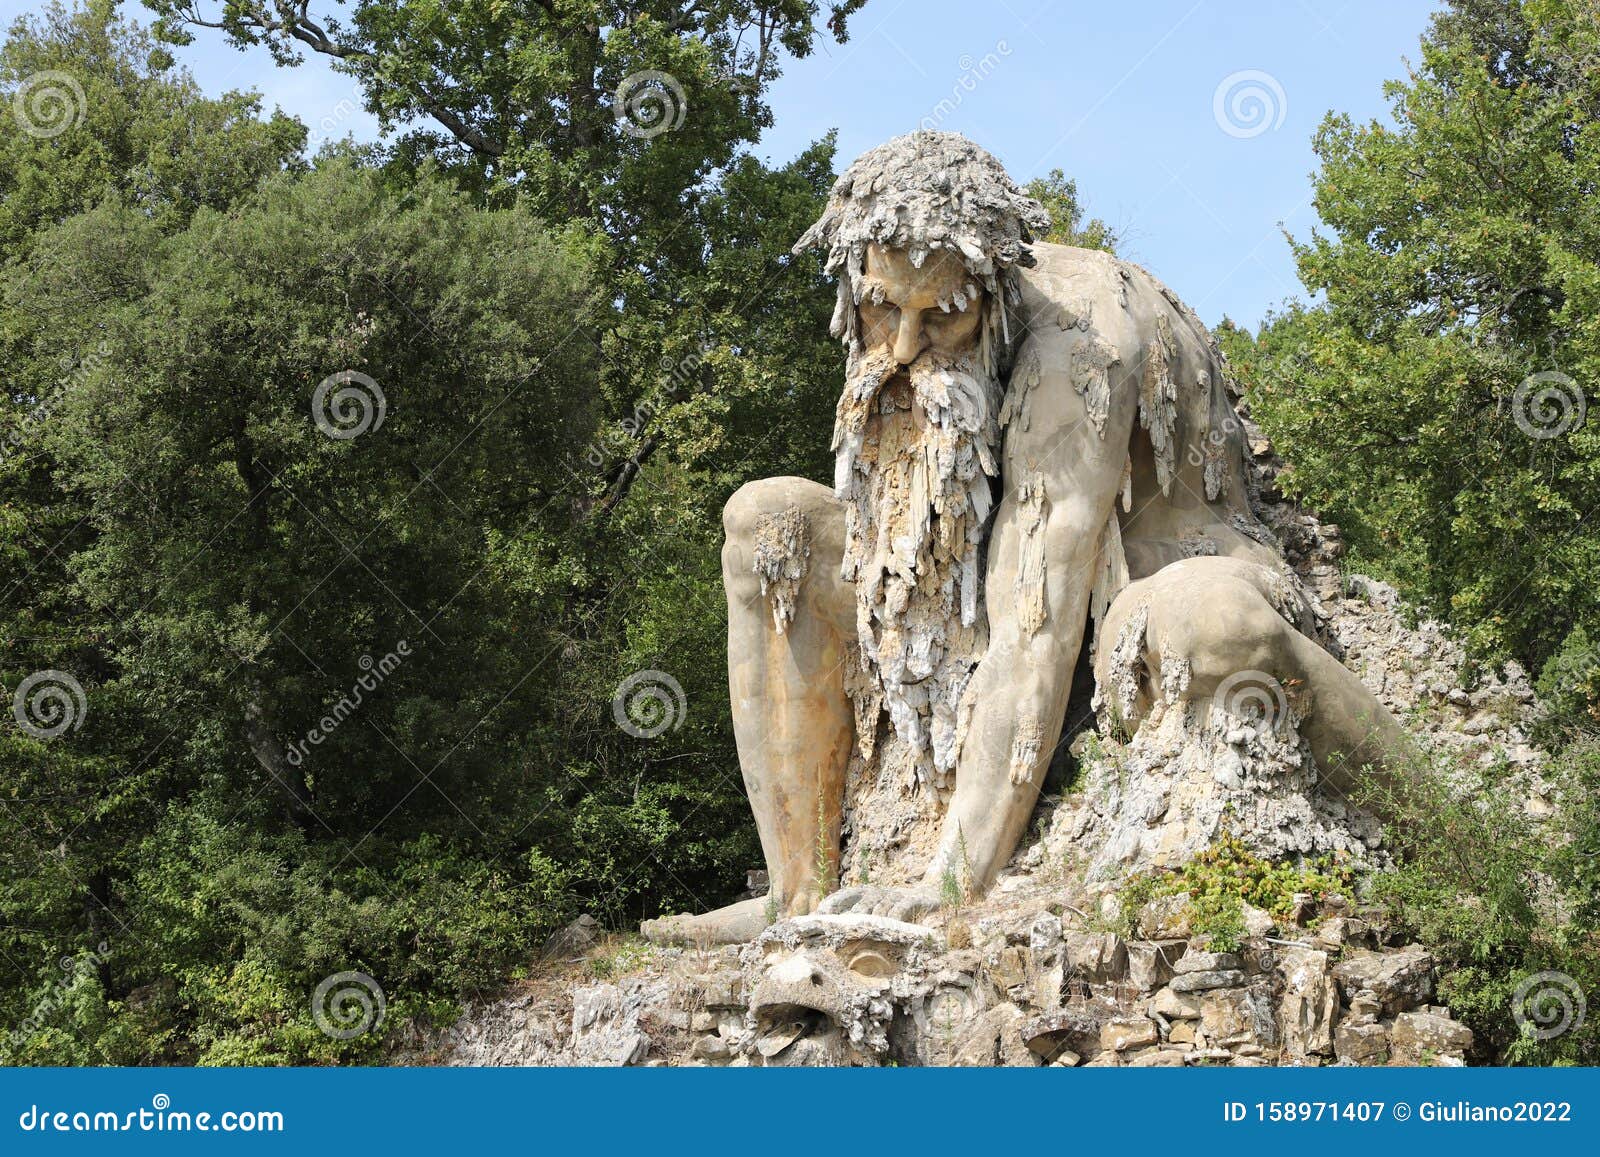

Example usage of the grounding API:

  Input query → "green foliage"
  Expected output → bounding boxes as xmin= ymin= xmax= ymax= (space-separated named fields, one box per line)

xmin=1119 ymin=833 xmax=1357 ymax=953
xmin=1234 ymin=0 xmax=1600 ymax=667
xmin=1021 ymin=169 xmax=1119 ymax=253
xmin=1533 ymin=624 xmax=1600 ymax=744
xmin=1357 ymin=740 xmax=1600 ymax=1065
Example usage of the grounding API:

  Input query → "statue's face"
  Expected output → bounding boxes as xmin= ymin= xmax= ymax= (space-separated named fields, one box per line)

xmin=857 ymin=243 xmax=983 ymax=366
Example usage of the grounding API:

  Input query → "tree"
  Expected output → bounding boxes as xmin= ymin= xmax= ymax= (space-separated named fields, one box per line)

xmin=1235 ymin=0 xmax=1600 ymax=667
xmin=1023 ymin=168 xmax=1119 ymax=253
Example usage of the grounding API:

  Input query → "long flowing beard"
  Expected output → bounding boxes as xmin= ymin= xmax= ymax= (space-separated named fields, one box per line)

xmin=833 ymin=347 xmax=1002 ymax=786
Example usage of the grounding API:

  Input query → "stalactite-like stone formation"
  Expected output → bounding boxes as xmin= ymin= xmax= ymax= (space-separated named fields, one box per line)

xmin=752 ymin=505 xmax=811 ymax=633
xmin=1014 ymin=473 xmax=1050 ymax=641
xmin=1139 ymin=313 xmax=1179 ymax=495
xmin=833 ymin=349 xmax=1002 ymax=788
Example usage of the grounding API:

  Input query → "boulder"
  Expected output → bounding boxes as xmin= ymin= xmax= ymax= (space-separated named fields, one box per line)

xmin=1277 ymin=949 xmax=1337 ymax=1058
xmin=1198 ymin=986 xmax=1277 ymax=1049
xmin=1333 ymin=1021 xmax=1390 ymax=1065
xmin=1127 ymin=940 xmax=1188 ymax=992
xmin=1100 ymin=1017 xmax=1159 ymax=1052
xmin=1063 ymin=931 xmax=1128 ymax=982
xmin=1332 ymin=947 xmax=1433 ymax=1016
xmin=1170 ymin=969 xmax=1246 ymax=993
xmin=1390 ymin=1010 xmax=1473 ymax=1064
xmin=1021 ymin=1008 xmax=1104 ymax=1062
xmin=570 ymin=984 xmax=651 ymax=1066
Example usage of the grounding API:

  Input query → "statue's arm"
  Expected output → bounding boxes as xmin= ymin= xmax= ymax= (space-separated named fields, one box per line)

xmin=922 ymin=339 xmax=1140 ymax=895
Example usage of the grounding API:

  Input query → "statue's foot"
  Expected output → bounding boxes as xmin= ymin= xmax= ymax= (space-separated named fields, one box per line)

xmin=640 ymin=896 xmax=772 ymax=946
xmin=817 ymin=884 xmax=941 ymax=923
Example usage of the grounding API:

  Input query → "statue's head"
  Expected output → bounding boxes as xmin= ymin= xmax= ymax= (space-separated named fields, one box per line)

xmin=795 ymin=131 xmax=1049 ymax=380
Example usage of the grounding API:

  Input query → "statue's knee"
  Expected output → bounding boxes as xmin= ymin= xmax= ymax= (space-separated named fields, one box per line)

xmin=1186 ymin=586 xmax=1293 ymax=676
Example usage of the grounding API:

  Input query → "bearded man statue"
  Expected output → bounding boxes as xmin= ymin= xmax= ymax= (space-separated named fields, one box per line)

xmin=643 ymin=132 xmax=1408 ymax=945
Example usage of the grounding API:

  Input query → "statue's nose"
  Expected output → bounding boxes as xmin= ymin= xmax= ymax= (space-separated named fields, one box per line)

xmin=893 ymin=309 xmax=924 ymax=365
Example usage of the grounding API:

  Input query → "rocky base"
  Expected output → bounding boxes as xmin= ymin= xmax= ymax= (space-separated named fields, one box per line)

xmin=424 ymin=889 xmax=1471 ymax=1068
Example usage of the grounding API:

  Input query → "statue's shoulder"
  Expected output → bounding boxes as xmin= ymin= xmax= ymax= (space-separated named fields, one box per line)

xmin=1017 ymin=243 xmax=1213 ymax=351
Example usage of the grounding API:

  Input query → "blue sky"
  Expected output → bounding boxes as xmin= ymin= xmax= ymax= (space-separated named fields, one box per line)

xmin=5 ymin=0 xmax=1441 ymax=328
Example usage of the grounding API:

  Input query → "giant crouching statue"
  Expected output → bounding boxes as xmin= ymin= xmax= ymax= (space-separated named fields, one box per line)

xmin=643 ymin=132 xmax=1408 ymax=946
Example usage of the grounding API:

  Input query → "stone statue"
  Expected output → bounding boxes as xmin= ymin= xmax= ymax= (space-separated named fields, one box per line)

xmin=642 ymin=132 xmax=1407 ymax=946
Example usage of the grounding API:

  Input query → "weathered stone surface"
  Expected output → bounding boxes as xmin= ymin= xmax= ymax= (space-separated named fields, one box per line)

xmin=1126 ymin=1047 xmax=1187 ymax=1066
xmin=1391 ymin=1011 xmax=1473 ymax=1063
xmin=1127 ymin=940 xmax=1188 ymax=992
xmin=1334 ymin=1021 xmax=1391 ymax=1065
xmin=1333 ymin=947 xmax=1434 ymax=1016
xmin=1064 ymin=931 xmax=1128 ymax=982
xmin=1170 ymin=969 xmax=1247 ymax=993
xmin=1100 ymin=1016 xmax=1159 ymax=1052
xmin=1198 ymin=987 xmax=1276 ymax=1049
xmin=1277 ymin=948 xmax=1337 ymax=1058
xmin=950 ymin=1003 xmax=1039 ymax=1067
xmin=1021 ymin=1008 xmax=1104 ymax=1062
xmin=1149 ymin=986 xmax=1202 ymax=1020
xmin=571 ymin=984 xmax=651 ymax=1066
xmin=1175 ymin=949 xmax=1241 ymax=974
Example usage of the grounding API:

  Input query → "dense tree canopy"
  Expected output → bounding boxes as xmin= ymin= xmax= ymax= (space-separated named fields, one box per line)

xmin=1224 ymin=0 xmax=1600 ymax=680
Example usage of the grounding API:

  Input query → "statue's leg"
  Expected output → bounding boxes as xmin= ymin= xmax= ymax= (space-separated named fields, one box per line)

xmin=642 ymin=477 xmax=853 ymax=945
xmin=1095 ymin=556 xmax=1413 ymax=803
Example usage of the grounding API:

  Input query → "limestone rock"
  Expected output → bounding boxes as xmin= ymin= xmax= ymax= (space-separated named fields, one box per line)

xmin=1332 ymin=947 xmax=1434 ymax=1017
xmin=1277 ymin=948 xmax=1336 ymax=1058
xmin=1390 ymin=1010 xmax=1473 ymax=1064
xmin=1127 ymin=940 xmax=1188 ymax=992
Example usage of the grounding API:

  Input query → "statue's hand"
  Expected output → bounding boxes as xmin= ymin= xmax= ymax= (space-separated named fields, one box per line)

xmin=817 ymin=883 xmax=941 ymax=923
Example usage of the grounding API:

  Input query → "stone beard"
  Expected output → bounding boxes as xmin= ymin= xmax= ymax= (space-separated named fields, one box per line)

xmin=832 ymin=342 xmax=1003 ymax=791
